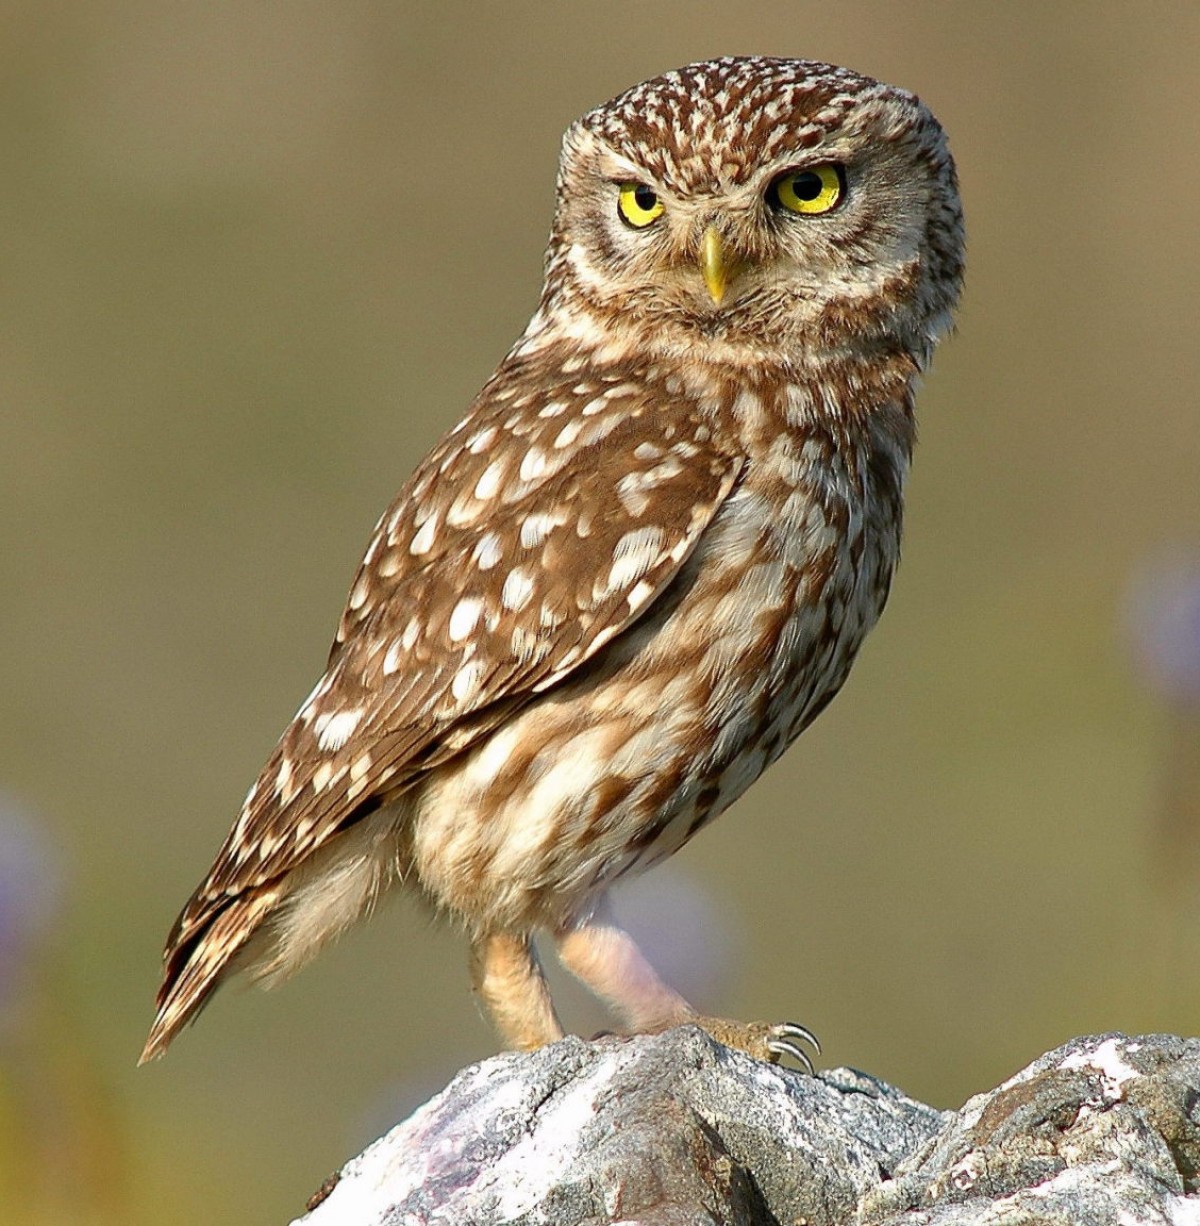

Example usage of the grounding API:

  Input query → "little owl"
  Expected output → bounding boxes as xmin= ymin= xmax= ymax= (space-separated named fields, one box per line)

xmin=141 ymin=56 xmax=964 ymax=1067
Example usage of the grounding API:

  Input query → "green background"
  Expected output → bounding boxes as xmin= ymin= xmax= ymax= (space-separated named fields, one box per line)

xmin=3 ymin=2 xmax=1199 ymax=1221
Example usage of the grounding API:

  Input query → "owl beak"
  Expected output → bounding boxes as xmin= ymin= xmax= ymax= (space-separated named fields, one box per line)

xmin=698 ymin=225 xmax=743 ymax=306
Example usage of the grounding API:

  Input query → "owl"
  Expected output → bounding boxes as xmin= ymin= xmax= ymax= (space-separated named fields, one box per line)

xmin=140 ymin=57 xmax=964 ymax=1068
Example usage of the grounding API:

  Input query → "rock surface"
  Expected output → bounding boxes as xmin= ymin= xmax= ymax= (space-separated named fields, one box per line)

xmin=296 ymin=1029 xmax=1200 ymax=1225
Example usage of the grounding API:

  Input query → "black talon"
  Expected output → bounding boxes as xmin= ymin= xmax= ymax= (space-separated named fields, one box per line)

xmin=765 ymin=1022 xmax=820 ymax=1073
xmin=774 ymin=1021 xmax=821 ymax=1055
xmin=766 ymin=1037 xmax=815 ymax=1075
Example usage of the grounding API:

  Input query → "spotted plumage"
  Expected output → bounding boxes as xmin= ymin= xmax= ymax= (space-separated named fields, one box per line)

xmin=142 ymin=56 xmax=963 ymax=1064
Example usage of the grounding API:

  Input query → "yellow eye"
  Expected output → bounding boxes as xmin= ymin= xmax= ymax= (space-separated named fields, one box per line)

xmin=768 ymin=164 xmax=844 ymax=215
xmin=617 ymin=183 xmax=665 ymax=228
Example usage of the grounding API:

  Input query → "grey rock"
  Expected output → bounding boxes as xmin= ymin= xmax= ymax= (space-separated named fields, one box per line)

xmin=295 ymin=1030 xmax=1200 ymax=1225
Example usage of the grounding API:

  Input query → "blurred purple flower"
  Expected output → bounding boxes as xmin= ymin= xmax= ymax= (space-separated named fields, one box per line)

xmin=0 ymin=794 xmax=62 ymax=1022
xmin=1126 ymin=548 xmax=1200 ymax=708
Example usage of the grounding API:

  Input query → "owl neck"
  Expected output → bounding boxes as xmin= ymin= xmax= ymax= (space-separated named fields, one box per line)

xmin=515 ymin=297 xmax=925 ymax=426
xmin=505 ymin=310 xmax=920 ymax=453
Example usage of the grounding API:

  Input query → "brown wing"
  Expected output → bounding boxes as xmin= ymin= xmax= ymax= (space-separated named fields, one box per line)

xmin=148 ymin=359 xmax=743 ymax=1050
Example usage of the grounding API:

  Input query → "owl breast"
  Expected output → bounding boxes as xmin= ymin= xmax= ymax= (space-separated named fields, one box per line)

xmin=412 ymin=380 xmax=910 ymax=934
xmin=634 ymin=397 xmax=909 ymax=846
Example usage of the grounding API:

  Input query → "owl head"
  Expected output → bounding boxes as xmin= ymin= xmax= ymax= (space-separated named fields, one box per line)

xmin=539 ymin=57 xmax=964 ymax=368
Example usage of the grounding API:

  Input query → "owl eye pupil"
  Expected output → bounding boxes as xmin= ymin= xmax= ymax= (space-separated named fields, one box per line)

xmin=634 ymin=186 xmax=658 ymax=211
xmin=790 ymin=173 xmax=822 ymax=201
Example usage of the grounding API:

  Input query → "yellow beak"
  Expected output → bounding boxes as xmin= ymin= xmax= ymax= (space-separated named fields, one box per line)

xmin=699 ymin=225 xmax=740 ymax=305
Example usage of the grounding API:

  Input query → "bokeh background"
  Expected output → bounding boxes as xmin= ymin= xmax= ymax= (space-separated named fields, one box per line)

xmin=3 ymin=2 xmax=1199 ymax=1221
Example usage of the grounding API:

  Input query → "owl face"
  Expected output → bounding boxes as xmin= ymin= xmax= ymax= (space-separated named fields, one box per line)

xmin=542 ymin=57 xmax=963 ymax=364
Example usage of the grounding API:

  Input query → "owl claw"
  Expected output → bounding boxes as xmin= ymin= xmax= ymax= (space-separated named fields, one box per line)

xmin=688 ymin=1015 xmax=821 ymax=1073
xmin=765 ymin=1027 xmax=819 ymax=1075
xmin=772 ymin=1020 xmax=821 ymax=1055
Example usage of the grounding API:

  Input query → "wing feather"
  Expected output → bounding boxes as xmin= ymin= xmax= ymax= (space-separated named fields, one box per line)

xmin=162 ymin=372 xmax=743 ymax=964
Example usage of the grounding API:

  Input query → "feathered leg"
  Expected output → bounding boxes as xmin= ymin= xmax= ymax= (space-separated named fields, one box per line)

xmin=470 ymin=931 xmax=563 ymax=1051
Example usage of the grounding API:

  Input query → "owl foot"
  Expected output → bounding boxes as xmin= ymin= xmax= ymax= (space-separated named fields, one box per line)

xmin=690 ymin=1016 xmax=821 ymax=1073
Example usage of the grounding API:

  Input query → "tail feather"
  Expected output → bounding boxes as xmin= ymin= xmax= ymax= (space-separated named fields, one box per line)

xmin=139 ymin=887 xmax=280 ymax=1064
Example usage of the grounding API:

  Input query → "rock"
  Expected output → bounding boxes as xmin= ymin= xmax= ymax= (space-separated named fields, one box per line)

xmin=295 ymin=1030 xmax=1200 ymax=1225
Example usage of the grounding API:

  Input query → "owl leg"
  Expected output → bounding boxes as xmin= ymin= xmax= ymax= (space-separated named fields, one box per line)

xmin=554 ymin=894 xmax=693 ymax=1032
xmin=470 ymin=931 xmax=564 ymax=1051
xmin=555 ymin=896 xmax=819 ymax=1072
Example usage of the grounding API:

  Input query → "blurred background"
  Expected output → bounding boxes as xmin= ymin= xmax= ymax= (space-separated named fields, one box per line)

xmin=2 ymin=1 xmax=1199 ymax=1221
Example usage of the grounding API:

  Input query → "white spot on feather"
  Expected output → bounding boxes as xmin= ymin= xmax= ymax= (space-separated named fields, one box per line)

xmin=731 ymin=388 xmax=763 ymax=424
xmin=616 ymin=485 xmax=649 ymax=517
xmin=510 ymin=625 xmax=544 ymax=664
xmin=627 ymin=579 xmax=656 ymax=612
xmin=446 ymin=492 xmax=482 ymax=528
xmin=648 ymin=455 xmax=683 ymax=483
xmin=383 ymin=639 xmax=405 ymax=675
xmin=410 ymin=516 xmax=438 ymax=556
xmin=606 ymin=526 xmax=664 ymax=592
xmin=449 ymin=598 xmax=483 ymax=642
xmin=520 ymin=513 xmax=556 ymax=549
xmin=520 ymin=448 xmax=547 ymax=482
xmin=502 ymin=568 xmax=534 ymax=611
xmin=467 ymin=426 xmax=497 ymax=454
xmin=348 ymin=577 xmax=371 ymax=611
xmin=473 ymin=533 xmax=503 ymax=570
xmin=451 ymin=659 xmax=485 ymax=703
xmin=475 ymin=460 xmax=505 ymax=501
xmin=554 ymin=419 xmax=583 ymax=449
xmin=316 ymin=708 xmax=362 ymax=751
